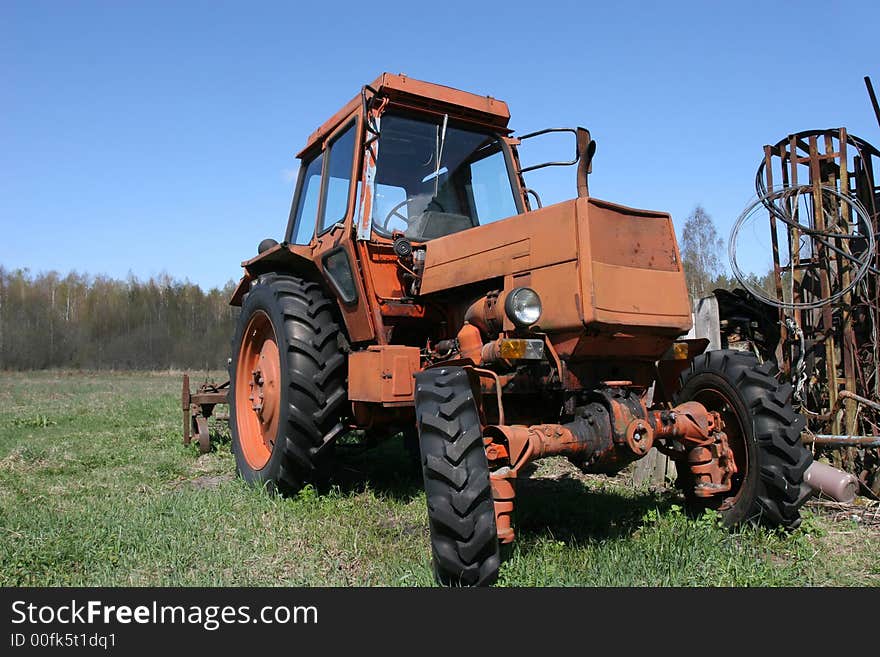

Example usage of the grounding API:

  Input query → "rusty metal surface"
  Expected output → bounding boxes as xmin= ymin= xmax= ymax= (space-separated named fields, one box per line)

xmin=489 ymin=475 xmax=516 ymax=544
xmin=456 ymin=323 xmax=483 ymax=364
xmin=624 ymin=418 xmax=654 ymax=456
xmin=481 ymin=393 xmax=730 ymax=482
xmin=347 ymin=345 xmax=420 ymax=404
xmin=182 ymin=376 xmax=228 ymax=454
xmin=650 ymin=403 xmax=736 ymax=497
xmin=804 ymin=434 xmax=880 ymax=447
xmin=584 ymin=199 xmax=690 ymax=331
xmin=481 ymin=391 xmax=737 ymax=542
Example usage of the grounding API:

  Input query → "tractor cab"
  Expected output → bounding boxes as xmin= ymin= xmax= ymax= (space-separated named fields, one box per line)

xmin=368 ymin=111 xmax=522 ymax=241
xmin=284 ymin=73 xmax=531 ymax=250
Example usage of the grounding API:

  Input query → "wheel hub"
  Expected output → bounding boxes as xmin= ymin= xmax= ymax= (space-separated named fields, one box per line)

xmin=235 ymin=310 xmax=281 ymax=470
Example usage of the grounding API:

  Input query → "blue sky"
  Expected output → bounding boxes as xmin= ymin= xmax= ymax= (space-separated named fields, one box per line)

xmin=2 ymin=0 xmax=878 ymax=290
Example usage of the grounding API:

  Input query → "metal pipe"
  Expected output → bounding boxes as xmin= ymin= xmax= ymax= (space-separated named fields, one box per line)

xmin=468 ymin=366 xmax=505 ymax=426
xmin=823 ymin=389 xmax=880 ymax=423
xmin=456 ymin=323 xmax=484 ymax=364
xmin=483 ymin=402 xmax=614 ymax=473
xmin=803 ymin=461 xmax=859 ymax=504
xmin=838 ymin=389 xmax=880 ymax=413
xmin=866 ymin=76 xmax=880 ymax=130
xmin=803 ymin=434 xmax=880 ymax=447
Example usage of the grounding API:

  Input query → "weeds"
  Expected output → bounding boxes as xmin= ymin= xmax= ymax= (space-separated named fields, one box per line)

xmin=8 ymin=415 xmax=57 ymax=428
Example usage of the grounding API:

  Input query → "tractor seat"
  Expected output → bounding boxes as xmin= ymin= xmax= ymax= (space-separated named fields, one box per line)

xmin=405 ymin=210 xmax=473 ymax=240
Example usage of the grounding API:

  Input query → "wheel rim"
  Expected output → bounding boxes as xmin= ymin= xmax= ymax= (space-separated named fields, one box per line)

xmin=235 ymin=310 xmax=281 ymax=470
xmin=691 ymin=386 xmax=749 ymax=511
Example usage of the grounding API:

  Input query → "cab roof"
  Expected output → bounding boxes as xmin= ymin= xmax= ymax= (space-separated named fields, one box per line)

xmin=296 ymin=73 xmax=511 ymax=158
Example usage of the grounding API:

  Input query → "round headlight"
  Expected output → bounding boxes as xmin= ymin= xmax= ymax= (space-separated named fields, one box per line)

xmin=505 ymin=287 xmax=542 ymax=327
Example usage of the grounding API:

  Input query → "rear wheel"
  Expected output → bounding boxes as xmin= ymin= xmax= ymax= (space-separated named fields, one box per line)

xmin=674 ymin=350 xmax=812 ymax=528
xmin=229 ymin=273 xmax=348 ymax=494
xmin=414 ymin=367 xmax=500 ymax=586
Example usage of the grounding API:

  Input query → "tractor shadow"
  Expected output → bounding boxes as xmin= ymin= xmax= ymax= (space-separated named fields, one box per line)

xmin=326 ymin=435 xmax=425 ymax=502
xmin=513 ymin=473 xmax=680 ymax=544
xmin=329 ymin=437 xmax=680 ymax=543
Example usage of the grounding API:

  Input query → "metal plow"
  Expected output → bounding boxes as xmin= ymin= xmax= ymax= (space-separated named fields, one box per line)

xmin=182 ymin=374 xmax=229 ymax=453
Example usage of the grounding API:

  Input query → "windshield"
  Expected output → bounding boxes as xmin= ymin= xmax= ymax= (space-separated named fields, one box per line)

xmin=371 ymin=112 xmax=520 ymax=240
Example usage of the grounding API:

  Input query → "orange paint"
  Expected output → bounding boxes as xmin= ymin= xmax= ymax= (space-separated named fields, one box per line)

xmin=234 ymin=310 xmax=280 ymax=470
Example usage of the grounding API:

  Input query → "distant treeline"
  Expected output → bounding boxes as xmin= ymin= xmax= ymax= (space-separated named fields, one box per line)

xmin=0 ymin=258 xmax=771 ymax=372
xmin=0 ymin=267 xmax=239 ymax=370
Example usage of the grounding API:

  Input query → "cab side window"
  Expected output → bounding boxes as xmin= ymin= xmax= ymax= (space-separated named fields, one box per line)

xmin=468 ymin=147 xmax=518 ymax=226
xmin=290 ymin=151 xmax=324 ymax=245
xmin=320 ymin=122 xmax=357 ymax=232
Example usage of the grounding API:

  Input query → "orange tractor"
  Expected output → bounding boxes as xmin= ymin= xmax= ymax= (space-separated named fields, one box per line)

xmin=215 ymin=74 xmax=814 ymax=585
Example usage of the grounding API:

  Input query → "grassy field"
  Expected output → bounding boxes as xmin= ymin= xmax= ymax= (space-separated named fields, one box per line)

xmin=0 ymin=370 xmax=877 ymax=586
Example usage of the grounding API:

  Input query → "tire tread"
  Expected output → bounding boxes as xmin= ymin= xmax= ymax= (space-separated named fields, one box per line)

xmin=415 ymin=367 xmax=499 ymax=586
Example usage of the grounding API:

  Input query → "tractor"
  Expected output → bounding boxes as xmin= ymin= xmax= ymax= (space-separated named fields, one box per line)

xmin=223 ymin=73 xmax=814 ymax=586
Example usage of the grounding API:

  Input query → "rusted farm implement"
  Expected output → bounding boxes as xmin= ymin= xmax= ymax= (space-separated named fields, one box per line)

xmin=181 ymin=375 xmax=228 ymax=454
xmin=708 ymin=76 xmax=880 ymax=497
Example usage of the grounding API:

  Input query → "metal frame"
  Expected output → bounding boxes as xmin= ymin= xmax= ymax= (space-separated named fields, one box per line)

xmin=759 ymin=128 xmax=880 ymax=476
xmin=182 ymin=374 xmax=228 ymax=454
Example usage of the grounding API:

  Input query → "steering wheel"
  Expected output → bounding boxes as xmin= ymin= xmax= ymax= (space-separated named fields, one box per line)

xmin=381 ymin=199 xmax=414 ymax=232
xmin=381 ymin=197 xmax=446 ymax=232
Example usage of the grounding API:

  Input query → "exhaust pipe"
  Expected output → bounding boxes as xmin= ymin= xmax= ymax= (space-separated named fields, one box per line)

xmin=803 ymin=461 xmax=859 ymax=504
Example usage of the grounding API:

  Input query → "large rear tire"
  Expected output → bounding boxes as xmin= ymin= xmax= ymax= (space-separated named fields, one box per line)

xmin=674 ymin=350 xmax=812 ymax=528
xmin=414 ymin=367 xmax=500 ymax=586
xmin=229 ymin=273 xmax=348 ymax=495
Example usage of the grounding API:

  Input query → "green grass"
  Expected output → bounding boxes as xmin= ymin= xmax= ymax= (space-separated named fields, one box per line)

xmin=0 ymin=370 xmax=877 ymax=586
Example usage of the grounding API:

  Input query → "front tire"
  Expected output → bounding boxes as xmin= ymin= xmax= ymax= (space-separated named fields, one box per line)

xmin=674 ymin=350 xmax=812 ymax=528
xmin=414 ymin=367 xmax=500 ymax=586
xmin=229 ymin=273 xmax=348 ymax=494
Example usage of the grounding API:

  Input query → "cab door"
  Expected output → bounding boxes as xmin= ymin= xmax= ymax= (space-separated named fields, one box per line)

xmin=288 ymin=115 xmax=374 ymax=343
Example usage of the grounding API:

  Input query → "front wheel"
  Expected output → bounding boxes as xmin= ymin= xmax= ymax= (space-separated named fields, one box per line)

xmin=414 ymin=367 xmax=500 ymax=586
xmin=673 ymin=350 xmax=813 ymax=528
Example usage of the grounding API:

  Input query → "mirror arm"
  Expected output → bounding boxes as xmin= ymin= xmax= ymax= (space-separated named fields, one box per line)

xmin=517 ymin=127 xmax=579 ymax=172
xmin=525 ymin=188 xmax=543 ymax=210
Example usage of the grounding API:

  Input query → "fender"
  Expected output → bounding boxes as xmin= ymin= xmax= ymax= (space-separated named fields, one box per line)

xmin=229 ymin=242 xmax=320 ymax=307
xmin=229 ymin=241 xmax=376 ymax=344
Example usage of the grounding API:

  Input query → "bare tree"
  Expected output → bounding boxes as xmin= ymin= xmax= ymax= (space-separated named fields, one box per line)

xmin=0 ymin=268 xmax=239 ymax=370
xmin=680 ymin=205 xmax=724 ymax=299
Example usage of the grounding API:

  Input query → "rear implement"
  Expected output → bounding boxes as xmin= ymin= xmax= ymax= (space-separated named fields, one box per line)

xmin=182 ymin=375 xmax=228 ymax=454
